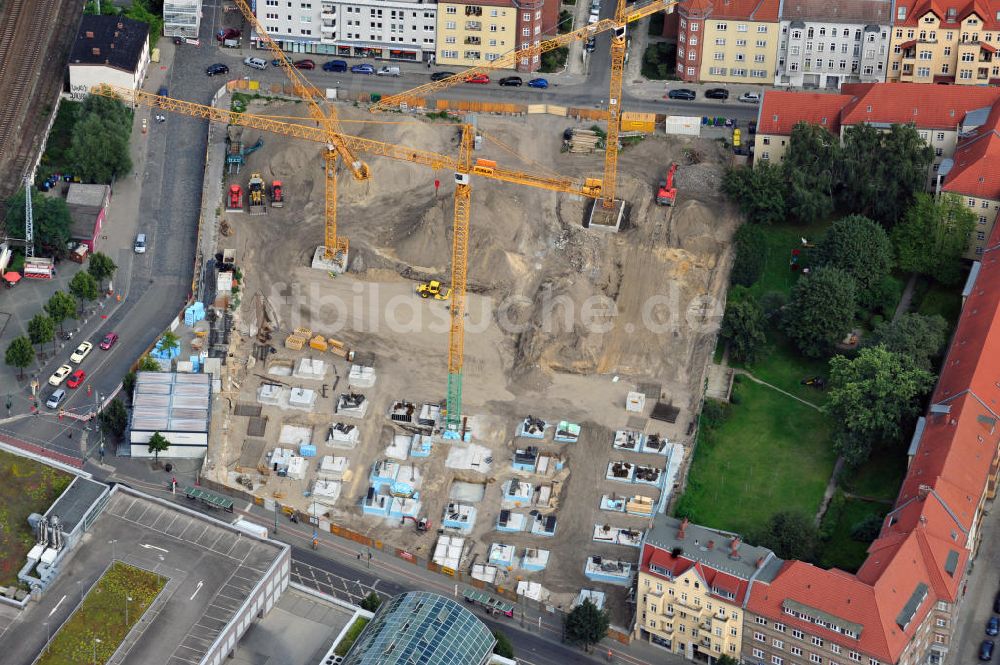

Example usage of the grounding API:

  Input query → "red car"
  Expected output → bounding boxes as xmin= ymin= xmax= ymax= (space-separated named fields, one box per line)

xmin=67 ymin=369 xmax=86 ymax=389
xmin=216 ymin=28 xmax=241 ymax=41
xmin=293 ymin=59 xmax=316 ymax=70
xmin=464 ymin=73 xmax=490 ymax=84
xmin=99 ymin=332 xmax=118 ymax=350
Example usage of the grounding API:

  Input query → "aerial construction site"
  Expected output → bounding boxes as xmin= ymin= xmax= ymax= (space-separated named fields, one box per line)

xmin=109 ymin=0 xmax=739 ymax=624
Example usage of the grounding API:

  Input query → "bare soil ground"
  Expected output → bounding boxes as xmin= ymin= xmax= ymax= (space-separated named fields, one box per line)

xmin=205 ymin=101 xmax=739 ymax=615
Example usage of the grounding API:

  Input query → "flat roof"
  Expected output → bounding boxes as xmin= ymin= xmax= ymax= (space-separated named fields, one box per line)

xmin=65 ymin=183 xmax=109 ymax=209
xmin=0 ymin=487 xmax=288 ymax=665
xmin=132 ymin=371 xmax=211 ymax=432
xmin=45 ymin=475 xmax=108 ymax=533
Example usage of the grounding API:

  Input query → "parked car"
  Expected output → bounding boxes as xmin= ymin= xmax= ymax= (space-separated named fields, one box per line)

xmin=738 ymin=92 xmax=761 ymax=103
xmin=244 ymin=57 xmax=268 ymax=70
xmin=134 ymin=233 xmax=146 ymax=254
xmin=293 ymin=59 xmax=316 ymax=70
xmin=705 ymin=87 xmax=729 ymax=100
xmin=667 ymin=88 xmax=696 ymax=100
xmin=982 ymin=640 xmax=996 ymax=661
xmin=351 ymin=63 xmax=375 ymax=74
xmin=205 ymin=63 xmax=229 ymax=76
xmin=100 ymin=332 xmax=119 ymax=350
xmin=67 ymin=369 xmax=86 ymax=389
xmin=988 ymin=617 xmax=1000 ymax=637
xmin=48 ymin=364 xmax=73 ymax=386
xmin=157 ymin=85 xmax=168 ymax=97
xmin=527 ymin=78 xmax=549 ymax=88
xmin=584 ymin=37 xmax=597 ymax=52
xmin=377 ymin=66 xmax=401 ymax=76
xmin=465 ymin=73 xmax=490 ymax=84
xmin=46 ymin=389 xmax=66 ymax=409
xmin=431 ymin=71 xmax=457 ymax=81
xmin=499 ymin=76 xmax=523 ymax=87
xmin=70 ymin=341 xmax=93 ymax=364
xmin=216 ymin=28 xmax=241 ymax=41
xmin=323 ymin=59 xmax=349 ymax=72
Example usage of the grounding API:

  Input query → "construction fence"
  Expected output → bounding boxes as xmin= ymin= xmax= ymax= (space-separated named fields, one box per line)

xmin=196 ymin=475 xmax=635 ymax=643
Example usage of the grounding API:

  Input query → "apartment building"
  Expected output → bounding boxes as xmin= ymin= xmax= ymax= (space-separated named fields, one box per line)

xmin=675 ymin=0 xmax=782 ymax=84
xmin=753 ymin=92 xmax=853 ymax=161
xmin=775 ymin=0 xmax=894 ymax=89
xmin=635 ymin=516 xmax=783 ymax=662
xmin=254 ymin=0 xmax=437 ymax=61
xmin=435 ymin=0 xmax=556 ymax=71
xmin=68 ymin=15 xmax=151 ymax=99
xmin=940 ymin=104 xmax=1000 ymax=257
xmin=887 ymin=0 xmax=1000 ymax=84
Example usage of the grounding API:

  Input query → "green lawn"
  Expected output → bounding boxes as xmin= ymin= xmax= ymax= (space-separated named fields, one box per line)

xmin=818 ymin=498 xmax=887 ymax=573
xmin=917 ymin=281 xmax=962 ymax=328
xmin=745 ymin=220 xmax=831 ymax=301
xmin=335 ymin=617 xmax=371 ymax=656
xmin=0 ymin=451 xmax=72 ymax=586
xmin=735 ymin=328 xmax=831 ymax=404
xmin=38 ymin=562 xmax=165 ymax=665
xmin=37 ymin=100 xmax=81 ymax=184
xmin=679 ymin=381 xmax=837 ymax=536
xmin=842 ymin=446 xmax=907 ymax=502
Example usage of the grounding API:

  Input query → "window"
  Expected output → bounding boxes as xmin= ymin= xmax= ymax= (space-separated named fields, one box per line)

xmin=445 ymin=21 xmax=455 ymax=29
xmin=812 ymin=637 xmax=824 ymax=647
xmin=960 ymin=69 xmax=973 ymax=79
xmin=715 ymin=22 xmax=725 ymax=31
xmin=708 ymin=66 xmax=726 ymax=74
xmin=849 ymin=653 xmax=862 ymax=662
xmin=713 ymin=51 xmax=724 ymax=60
xmin=811 ymin=656 xmax=823 ymax=664
xmin=970 ymin=198 xmax=978 ymax=206
xmin=731 ymin=628 xmax=739 ymax=636
xmin=522 ymin=12 xmax=530 ymax=20
xmin=775 ymin=624 xmax=786 ymax=633
xmin=756 ymin=39 xmax=767 ymax=47
xmin=982 ymin=215 xmax=992 ymax=225
xmin=755 ymin=650 xmax=766 ymax=659
xmin=716 ymin=38 xmax=726 ymax=45
xmin=690 ymin=22 xmax=699 ymax=31
xmin=917 ymin=66 xmax=930 ymax=76
xmin=832 ymin=645 xmax=842 ymax=655
xmin=762 ymin=136 xmax=770 ymax=145
xmin=731 ymin=67 xmax=748 ymax=76
xmin=791 ymin=647 xmax=803 ymax=656
xmin=984 ymin=200 xmax=992 ymax=208
xmin=774 ymin=640 xmax=784 ymax=650
xmin=754 ymin=53 xmax=765 ymax=62
xmin=446 ymin=5 xmax=456 ymax=13
xmin=944 ymin=46 xmax=952 ymax=55
xmin=758 ymin=24 xmax=768 ymax=32
xmin=962 ymin=52 xmax=975 ymax=61
xmin=690 ymin=37 xmax=698 ymax=45
xmin=755 ymin=632 xmax=767 ymax=642
xmin=760 ymin=152 xmax=770 ymax=160
xmin=445 ymin=35 xmax=456 ymax=43
xmin=736 ymin=39 xmax=747 ymax=46
xmin=919 ymin=50 xmax=932 ymax=59
xmin=738 ymin=23 xmax=748 ymax=31
xmin=773 ymin=658 xmax=784 ymax=665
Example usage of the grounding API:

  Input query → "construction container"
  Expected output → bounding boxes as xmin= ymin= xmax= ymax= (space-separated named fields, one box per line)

xmin=621 ymin=112 xmax=655 ymax=133
xmin=664 ymin=115 xmax=701 ymax=137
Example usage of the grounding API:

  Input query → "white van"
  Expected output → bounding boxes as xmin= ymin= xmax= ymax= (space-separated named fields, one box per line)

xmin=244 ymin=56 xmax=268 ymax=70
xmin=377 ymin=66 xmax=401 ymax=77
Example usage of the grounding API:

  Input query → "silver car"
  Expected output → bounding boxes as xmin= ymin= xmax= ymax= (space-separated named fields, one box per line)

xmin=46 ymin=389 xmax=66 ymax=409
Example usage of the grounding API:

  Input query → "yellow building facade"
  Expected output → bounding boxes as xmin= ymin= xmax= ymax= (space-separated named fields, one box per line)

xmin=435 ymin=1 xmax=516 ymax=69
xmin=888 ymin=8 xmax=1000 ymax=84
xmin=698 ymin=18 xmax=782 ymax=84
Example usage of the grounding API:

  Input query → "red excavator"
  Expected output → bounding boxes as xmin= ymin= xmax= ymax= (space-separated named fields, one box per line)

xmin=656 ymin=163 xmax=678 ymax=206
xmin=227 ymin=184 xmax=243 ymax=211
xmin=270 ymin=180 xmax=284 ymax=207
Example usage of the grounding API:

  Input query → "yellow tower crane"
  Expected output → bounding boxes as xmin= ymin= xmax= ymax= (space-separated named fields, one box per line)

xmin=369 ymin=0 xmax=677 ymax=209
xmin=231 ymin=0 xmax=370 ymax=265
xmin=95 ymin=85 xmax=601 ymax=430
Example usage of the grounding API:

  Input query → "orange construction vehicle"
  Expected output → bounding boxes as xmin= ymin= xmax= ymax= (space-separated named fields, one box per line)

xmin=270 ymin=180 xmax=284 ymax=207
xmin=656 ymin=163 xmax=678 ymax=206
xmin=227 ymin=184 xmax=243 ymax=211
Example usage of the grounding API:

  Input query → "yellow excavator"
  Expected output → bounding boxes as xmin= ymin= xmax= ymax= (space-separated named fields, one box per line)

xmin=417 ymin=280 xmax=452 ymax=300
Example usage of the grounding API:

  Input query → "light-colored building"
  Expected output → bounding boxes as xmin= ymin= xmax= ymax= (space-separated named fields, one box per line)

xmin=436 ymin=0 xmax=518 ymax=68
xmin=753 ymin=91 xmax=852 ymax=162
xmin=675 ymin=0 xmax=781 ymax=84
xmin=941 ymin=104 xmax=1000 ymax=257
xmin=635 ymin=516 xmax=782 ymax=662
xmin=775 ymin=0 xmax=894 ymax=89
xmin=68 ymin=15 xmax=150 ymax=99
xmin=887 ymin=0 xmax=1000 ymax=85
xmin=163 ymin=0 xmax=202 ymax=39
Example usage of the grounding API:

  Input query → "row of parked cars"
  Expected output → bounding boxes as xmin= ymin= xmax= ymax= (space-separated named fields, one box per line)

xmin=667 ymin=87 xmax=761 ymax=103
xmin=44 ymin=333 xmax=119 ymax=409
xmin=430 ymin=71 xmax=549 ymax=87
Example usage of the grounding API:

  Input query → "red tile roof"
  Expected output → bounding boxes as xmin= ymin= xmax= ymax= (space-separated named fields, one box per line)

xmin=840 ymin=83 xmax=1000 ymax=129
xmin=641 ymin=546 xmax=753 ymax=604
xmin=757 ymin=91 xmax=853 ymax=136
xmin=943 ymin=103 xmax=1000 ymax=200
xmin=680 ymin=0 xmax=781 ymax=21
xmin=894 ymin=0 xmax=1000 ymax=30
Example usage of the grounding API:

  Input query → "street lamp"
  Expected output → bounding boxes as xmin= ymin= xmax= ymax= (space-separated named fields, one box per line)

xmin=43 ymin=621 xmax=49 ymax=653
xmin=125 ymin=595 xmax=132 ymax=626
xmin=92 ymin=637 xmax=101 ymax=664
xmin=109 ymin=539 xmax=117 ymax=561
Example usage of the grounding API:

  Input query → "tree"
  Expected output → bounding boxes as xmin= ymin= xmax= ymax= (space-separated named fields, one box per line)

xmin=730 ymin=224 xmax=767 ymax=287
xmin=893 ymin=193 xmax=976 ymax=285
xmin=721 ymin=294 xmax=767 ymax=363
xmin=122 ymin=371 xmax=137 ymax=399
xmin=850 ymin=514 xmax=885 ymax=542
xmin=45 ymin=291 xmax=77 ymax=334
xmin=814 ymin=215 xmax=894 ymax=307
xmin=722 ymin=162 xmax=787 ymax=226
xmin=564 ymin=599 xmax=610 ymax=651
xmin=147 ymin=431 xmax=171 ymax=463
xmin=69 ymin=270 xmax=100 ymax=309
xmin=759 ymin=291 xmax=787 ymax=320
xmin=782 ymin=267 xmax=857 ymax=358
xmin=828 ymin=346 xmax=934 ymax=466
xmin=69 ymin=107 xmax=132 ymax=184
xmin=868 ymin=313 xmax=948 ymax=371
xmin=99 ymin=398 xmax=129 ymax=440
xmin=27 ymin=313 xmax=55 ymax=354
xmin=838 ymin=124 xmax=934 ymax=228
xmin=137 ymin=355 xmax=161 ymax=371
xmin=360 ymin=592 xmax=382 ymax=612
xmin=716 ymin=656 xmax=741 ymax=665
xmin=783 ymin=122 xmax=838 ymax=223
xmin=88 ymin=251 xmax=118 ymax=288
xmin=492 ymin=629 xmax=515 ymax=659
xmin=5 ymin=336 xmax=34 ymax=379
xmin=4 ymin=188 xmax=73 ymax=257
xmin=158 ymin=331 xmax=180 ymax=357
xmin=750 ymin=511 xmax=818 ymax=561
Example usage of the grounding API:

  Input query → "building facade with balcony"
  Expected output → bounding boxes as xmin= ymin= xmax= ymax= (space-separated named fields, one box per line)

xmin=775 ymin=0 xmax=894 ymax=89
xmin=635 ymin=516 xmax=783 ymax=662
xmin=675 ymin=0 xmax=782 ymax=84
xmin=435 ymin=0 xmax=557 ymax=71
xmin=254 ymin=0 xmax=436 ymax=60
xmin=887 ymin=0 xmax=1000 ymax=84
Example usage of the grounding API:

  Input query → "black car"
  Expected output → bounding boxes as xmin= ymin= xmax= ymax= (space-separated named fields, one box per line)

xmin=982 ymin=640 xmax=996 ymax=661
xmin=988 ymin=617 xmax=1000 ymax=637
xmin=431 ymin=71 xmax=457 ymax=81
xmin=667 ymin=88 xmax=696 ymax=100
xmin=705 ymin=87 xmax=729 ymax=100
xmin=584 ymin=37 xmax=597 ymax=52
xmin=205 ymin=63 xmax=229 ymax=76
xmin=499 ymin=76 xmax=523 ymax=87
